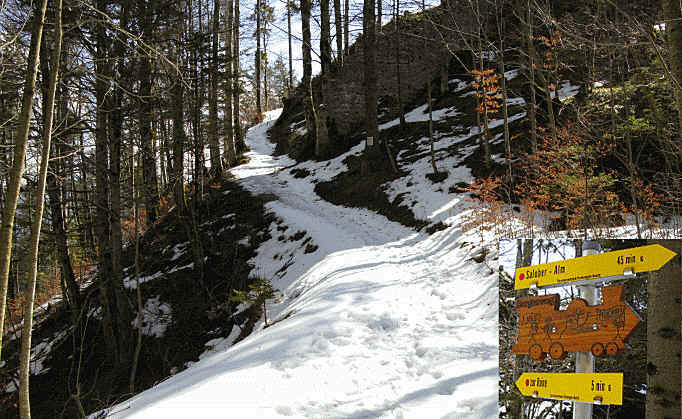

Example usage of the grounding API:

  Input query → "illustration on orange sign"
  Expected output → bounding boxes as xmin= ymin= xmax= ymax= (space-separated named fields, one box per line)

xmin=512 ymin=285 xmax=641 ymax=361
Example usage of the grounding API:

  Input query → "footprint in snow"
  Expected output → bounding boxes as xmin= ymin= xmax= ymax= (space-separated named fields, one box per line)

xmin=275 ymin=406 xmax=293 ymax=416
xmin=446 ymin=312 xmax=465 ymax=321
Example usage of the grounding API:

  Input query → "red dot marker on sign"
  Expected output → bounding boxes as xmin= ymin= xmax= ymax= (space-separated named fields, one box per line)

xmin=520 ymin=273 xmax=525 ymax=281
xmin=525 ymin=379 xmax=529 ymax=386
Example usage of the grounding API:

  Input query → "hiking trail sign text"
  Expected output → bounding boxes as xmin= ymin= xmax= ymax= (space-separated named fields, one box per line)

xmin=512 ymin=285 xmax=641 ymax=361
xmin=514 ymin=244 xmax=677 ymax=290
xmin=515 ymin=372 xmax=623 ymax=405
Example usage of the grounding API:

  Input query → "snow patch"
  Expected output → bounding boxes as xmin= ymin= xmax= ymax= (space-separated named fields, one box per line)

xmin=132 ymin=296 xmax=172 ymax=338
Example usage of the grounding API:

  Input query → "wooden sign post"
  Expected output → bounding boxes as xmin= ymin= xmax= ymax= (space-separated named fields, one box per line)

xmin=511 ymin=242 xmax=678 ymax=418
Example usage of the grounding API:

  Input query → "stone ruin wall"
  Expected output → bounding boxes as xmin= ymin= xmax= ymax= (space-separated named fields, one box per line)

xmin=311 ymin=3 xmax=478 ymax=137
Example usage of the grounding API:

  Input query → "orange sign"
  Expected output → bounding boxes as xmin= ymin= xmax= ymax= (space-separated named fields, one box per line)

xmin=512 ymin=285 xmax=641 ymax=361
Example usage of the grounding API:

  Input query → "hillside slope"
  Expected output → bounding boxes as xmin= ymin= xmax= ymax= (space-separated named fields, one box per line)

xmin=92 ymin=111 xmax=499 ymax=418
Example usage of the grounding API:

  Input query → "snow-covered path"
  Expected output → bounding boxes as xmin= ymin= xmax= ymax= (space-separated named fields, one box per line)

xmin=231 ymin=114 xmax=413 ymax=250
xmin=96 ymin=110 xmax=499 ymax=419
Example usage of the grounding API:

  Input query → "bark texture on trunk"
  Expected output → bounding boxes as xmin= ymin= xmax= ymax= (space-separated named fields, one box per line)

xmin=224 ymin=0 xmax=236 ymax=166
xmin=362 ymin=0 xmax=380 ymax=173
xmin=662 ymin=0 xmax=682 ymax=129
xmin=646 ymin=240 xmax=681 ymax=418
xmin=301 ymin=0 xmax=317 ymax=148
xmin=0 ymin=0 xmax=49 ymax=362
xmin=140 ymin=0 xmax=159 ymax=224
xmin=334 ymin=0 xmax=343 ymax=66
xmin=172 ymin=0 xmax=186 ymax=215
xmin=255 ymin=0 xmax=262 ymax=115
xmin=344 ymin=0 xmax=349 ymax=54
xmin=208 ymin=0 xmax=222 ymax=175
xmin=19 ymin=1 xmax=60 ymax=415
xmin=233 ymin=0 xmax=243 ymax=152
xmin=320 ymin=0 xmax=332 ymax=73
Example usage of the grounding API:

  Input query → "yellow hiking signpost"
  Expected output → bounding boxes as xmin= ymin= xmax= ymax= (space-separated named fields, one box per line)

xmin=511 ymin=242 xmax=679 ymax=415
xmin=514 ymin=244 xmax=678 ymax=290
xmin=515 ymin=372 xmax=623 ymax=405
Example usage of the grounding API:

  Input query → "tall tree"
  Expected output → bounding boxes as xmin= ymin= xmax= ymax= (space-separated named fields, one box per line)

xmin=172 ymin=0 xmax=187 ymax=215
xmin=233 ymin=0 xmax=243 ymax=151
xmin=394 ymin=0 xmax=404 ymax=127
xmin=377 ymin=0 xmax=382 ymax=30
xmin=287 ymin=1 xmax=294 ymax=92
xmin=0 ymin=0 xmax=49 ymax=362
xmin=110 ymin=1 xmax=132 ymax=357
xmin=260 ymin=2 xmax=274 ymax=110
xmin=301 ymin=0 xmax=317 ymax=147
xmin=662 ymin=0 xmax=682 ymax=127
xmin=208 ymin=0 xmax=222 ymax=175
xmin=19 ymin=0 xmax=61 ymax=415
xmin=320 ymin=0 xmax=332 ymax=73
xmin=224 ymin=0 xmax=236 ymax=166
xmin=334 ymin=0 xmax=343 ymax=66
xmin=44 ymin=55 xmax=80 ymax=318
xmin=362 ymin=0 xmax=380 ymax=173
xmin=344 ymin=0 xmax=349 ymax=54
xmin=140 ymin=0 xmax=159 ymax=224
xmin=94 ymin=0 xmax=129 ymax=372
xmin=646 ymin=240 xmax=681 ymax=418
xmin=255 ymin=0 xmax=262 ymax=115
xmin=422 ymin=0 xmax=438 ymax=175
xmin=474 ymin=0 xmax=491 ymax=169
xmin=495 ymin=0 xmax=511 ymax=185
xmin=40 ymin=2 xmax=79 ymax=318
xmin=190 ymin=0 xmax=204 ymax=193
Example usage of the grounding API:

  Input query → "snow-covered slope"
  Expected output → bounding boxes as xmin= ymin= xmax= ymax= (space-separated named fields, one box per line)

xmin=93 ymin=109 xmax=499 ymax=418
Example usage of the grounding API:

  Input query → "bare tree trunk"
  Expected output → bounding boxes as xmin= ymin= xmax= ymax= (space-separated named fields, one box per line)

xmin=233 ymin=0 xmax=243 ymax=152
xmin=477 ymin=0 xmax=491 ymax=170
xmin=19 ymin=1 xmax=61 ymax=415
xmin=515 ymin=0 xmax=537 ymax=153
xmin=394 ymin=0 xmax=405 ymax=127
xmin=42 ymin=17 xmax=79 ymax=317
xmin=208 ymin=0 xmax=222 ymax=175
xmin=344 ymin=0 xmax=349 ymax=54
xmin=301 ymin=0 xmax=317 ymax=148
xmin=624 ymin=123 xmax=642 ymax=239
xmin=334 ymin=0 xmax=343 ymax=66
xmin=158 ymin=119 xmax=168 ymax=190
xmin=94 ymin=0 xmax=118 ymax=370
xmin=172 ymin=0 xmax=186 ymax=215
xmin=0 ymin=0 xmax=49 ymax=362
xmin=140 ymin=0 xmax=159 ymax=224
xmin=255 ymin=0 xmax=262 ymax=115
xmin=362 ymin=0 xmax=380 ymax=174
xmin=525 ymin=11 xmax=557 ymax=144
xmin=423 ymin=0 xmax=437 ymax=175
xmin=129 ymin=150 xmax=142 ymax=394
xmin=287 ymin=1 xmax=293 ymax=91
xmin=224 ymin=0 xmax=236 ymax=166
xmin=263 ymin=25 xmax=269 ymax=110
xmin=496 ymin=0 xmax=511 ymax=185
xmin=320 ymin=0 xmax=332 ymax=74
xmin=377 ymin=0 xmax=382 ymax=31
xmin=662 ymin=0 xmax=682 ymax=128
xmin=110 ymin=1 xmax=133 ymax=373
xmin=646 ymin=240 xmax=681 ymax=418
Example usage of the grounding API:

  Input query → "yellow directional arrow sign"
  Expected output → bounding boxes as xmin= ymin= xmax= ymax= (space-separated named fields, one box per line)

xmin=515 ymin=372 xmax=623 ymax=405
xmin=514 ymin=244 xmax=677 ymax=290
